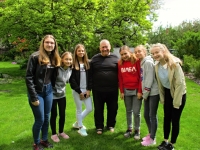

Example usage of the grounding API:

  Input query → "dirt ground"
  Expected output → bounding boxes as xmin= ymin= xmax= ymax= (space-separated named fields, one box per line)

xmin=185 ymin=72 xmax=200 ymax=85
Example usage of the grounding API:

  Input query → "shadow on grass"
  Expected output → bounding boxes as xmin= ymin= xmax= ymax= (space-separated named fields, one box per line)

xmin=51 ymin=128 xmax=157 ymax=150
xmin=2 ymin=127 xmax=157 ymax=150
xmin=0 ymin=144 xmax=8 ymax=150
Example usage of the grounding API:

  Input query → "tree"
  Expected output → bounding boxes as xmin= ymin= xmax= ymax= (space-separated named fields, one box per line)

xmin=148 ymin=20 xmax=200 ymax=59
xmin=176 ymin=31 xmax=200 ymax=59
xmin=0 ymin=0 xmax=161 ymax=59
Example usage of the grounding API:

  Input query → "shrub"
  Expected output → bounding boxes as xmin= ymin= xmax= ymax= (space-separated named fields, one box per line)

xmin=194 ymin=61 xmax=200 ymax=78
xmin=183 ymin=63 xmax=190 ymax=73
xmin=15 ymin=58 xmax=28 ymax=69
xmin=183 ymin=55 xmax=197 ymax=73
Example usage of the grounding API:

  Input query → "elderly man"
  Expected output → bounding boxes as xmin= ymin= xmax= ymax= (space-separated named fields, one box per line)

xmin=90 ymin=39 xmax=119 ymax=134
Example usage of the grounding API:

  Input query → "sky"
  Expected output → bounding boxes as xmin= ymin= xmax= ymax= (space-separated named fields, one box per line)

xmin=153 ymin=0 xmax=200 ymax=28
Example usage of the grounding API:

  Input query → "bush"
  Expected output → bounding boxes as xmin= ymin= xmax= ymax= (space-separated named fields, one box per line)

xmin=0 ymin=55 xmax=12 ymax=61
xmin=15 ymin=58 xmax=28 ymax=69
xmin=3 ymin=49 xmax=20 ymax=60
xmin=183 ymin=55 xmax=197 ymax=73
xmin=182 ymin=63 xmax=190 ymax=73
xmin=194 ymin=61 xmax=200 ymax=78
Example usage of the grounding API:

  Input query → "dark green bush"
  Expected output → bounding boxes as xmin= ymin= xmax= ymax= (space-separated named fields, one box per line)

xmin=183 ymin=63 xmax=190 ymax=73
xmin=194 ymin=61 xmax=200 ymax=78
xmin=16 ymin=59 xmax=28 ymax=69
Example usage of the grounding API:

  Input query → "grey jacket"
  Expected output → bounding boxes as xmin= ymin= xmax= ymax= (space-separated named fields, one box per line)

xmin=52 ymin=67 xmax=72 ymax=99
xmin=141 ymin=56 xmax=159 ymax=99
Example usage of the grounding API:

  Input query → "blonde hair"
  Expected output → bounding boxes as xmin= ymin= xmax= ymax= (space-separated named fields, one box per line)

xmin=134 ymin=45 xmax=147 ymax=56
xmin=61 ymin=51 xmax=73 ymax=67
xmin=73 ymin=44 xmax=90 ymax=70
xmin=150 ymin=43 xmax=182 ymax=69
xmin=38 ymin=35 xmax=60 ymax=67
xmin=118 ymin=45 xmax=138 ymax=65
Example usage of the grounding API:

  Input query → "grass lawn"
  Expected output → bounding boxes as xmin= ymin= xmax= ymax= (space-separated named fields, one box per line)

xmin=0 ymin=62 xmax=199 ymax=150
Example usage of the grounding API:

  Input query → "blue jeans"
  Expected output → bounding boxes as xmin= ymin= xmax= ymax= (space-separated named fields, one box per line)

xmin=143 ymin=94 xmax=159 ymax=140
xmin=28 ymin=83 xmax=53 ymax=144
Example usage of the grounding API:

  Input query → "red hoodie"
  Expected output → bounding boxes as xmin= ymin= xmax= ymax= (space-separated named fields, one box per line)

xmin=118 ymin=60 xmax=142 ymax=94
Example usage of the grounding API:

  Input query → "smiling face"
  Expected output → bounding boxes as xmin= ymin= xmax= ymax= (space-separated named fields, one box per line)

xmin=76 ymin=46 xmax=85 ymax=58
xmin=151 ymin=46 xmax=164 ymax=61
xmin=43 ymin=37 xmax=55 ymax=52
xmin=62 ymin=53 xmax=73 ymax=67
xmin=99 ymin=40 xmax=111 ymax=56
xmin=134 ymin=46 xmax=146 ymax=60
xmin=120 ymin=49 xmax=131 ymax=61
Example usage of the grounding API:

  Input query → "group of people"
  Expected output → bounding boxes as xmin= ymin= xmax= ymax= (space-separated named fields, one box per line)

xmin=25 ymin=35 xmax=186 ymax=150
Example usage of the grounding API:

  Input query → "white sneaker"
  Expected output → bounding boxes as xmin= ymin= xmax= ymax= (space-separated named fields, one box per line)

xmin=78 ymin=128 xmax=88 ymax=136
xmin=72 ymin=122 xmax=86 ymax=129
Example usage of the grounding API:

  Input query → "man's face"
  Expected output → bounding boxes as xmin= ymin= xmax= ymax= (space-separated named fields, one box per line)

xmin=99 ymin=41 xmax=111 ymax=56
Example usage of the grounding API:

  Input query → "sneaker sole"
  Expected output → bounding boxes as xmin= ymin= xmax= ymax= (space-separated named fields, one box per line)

xmin=141 ymin=142 xmax=156 ymax=146
xmin=124 ymin=133 xmax=131 ymax=138
xmin=134 ymin=137 xmax=140 ymax=140
xmin=77 ymin=131 xmax=88 ymax=136
xmin=124 ymin=135 xmax=131 ymax=138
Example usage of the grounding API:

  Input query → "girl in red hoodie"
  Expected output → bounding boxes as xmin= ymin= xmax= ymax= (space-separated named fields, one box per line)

xmin=118 ymin=45 xmax=142 ymax=140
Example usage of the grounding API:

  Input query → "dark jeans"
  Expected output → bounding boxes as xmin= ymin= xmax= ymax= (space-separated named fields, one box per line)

xmin=50 ymin=97 xmax=66 ymax=135
xmin=163 ymin=88 xmax=186 ymax=144
xmin=28 ymin=83 xmax=53 ymax=144
xmin=144 ymin=94 xmax=159 ymax=140
xmin=93 ymin=90 xmax=118 ymax=129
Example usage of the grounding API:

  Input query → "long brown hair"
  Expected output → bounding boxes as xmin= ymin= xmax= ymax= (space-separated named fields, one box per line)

xmin=73 ymin=44 xmax=90 ymax=70
xmin=118 ymin=45 xmax=138 ymax=65
xmin=38 ymin=35 xmax=60 ymax=67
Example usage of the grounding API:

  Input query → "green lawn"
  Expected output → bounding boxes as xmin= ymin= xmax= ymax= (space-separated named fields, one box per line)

xmin=0 ymin=62 xmax=199 ymax=150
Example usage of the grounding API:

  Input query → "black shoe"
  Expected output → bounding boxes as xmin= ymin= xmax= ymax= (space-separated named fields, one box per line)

xmin=133 ymin=129 xmax=140 ymax=140
xmin=162 ymin=144 xmax=174 ymax=150
xmin=157 ymin=141 xmax=168 ymax=150
xmin=124 ymin=129 xmax=132 ymax=138
xmin=33 ymin=143 xmax=44 ymax=150
xmin=40 ymin=140 xmax=53 ymax=148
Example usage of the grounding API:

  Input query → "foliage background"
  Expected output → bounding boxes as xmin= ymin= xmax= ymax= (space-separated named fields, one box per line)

xmin=0 ymin=0 xmax=158 ymax=59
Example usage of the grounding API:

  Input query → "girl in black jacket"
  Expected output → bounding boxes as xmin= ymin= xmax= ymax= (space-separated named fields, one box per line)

xmin=25 ymin=35 xmax=60 ymax=150
xmin=69 ymin=44 xmax=92 ymax=136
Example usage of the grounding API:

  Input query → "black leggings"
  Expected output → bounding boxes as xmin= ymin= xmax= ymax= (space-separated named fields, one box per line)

xmin=50 ymin=97 xmax=66 ymax=135
xmin=163 ymin=88 xmax=186 ymax=144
